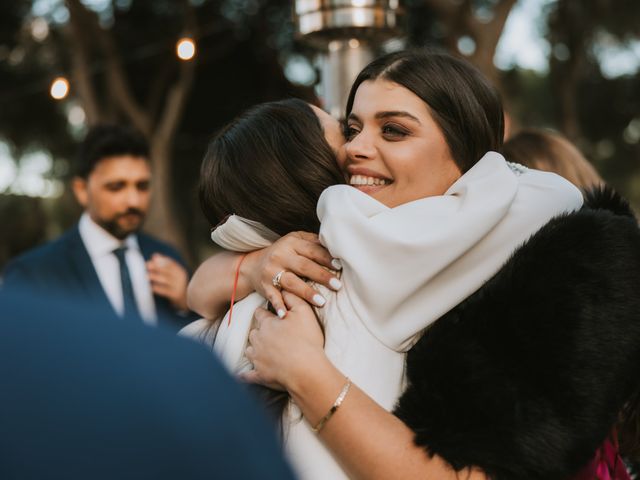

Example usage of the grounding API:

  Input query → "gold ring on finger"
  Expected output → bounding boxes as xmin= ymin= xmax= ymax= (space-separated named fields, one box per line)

xmin=272 ymin=269 xmax=286 ymax=290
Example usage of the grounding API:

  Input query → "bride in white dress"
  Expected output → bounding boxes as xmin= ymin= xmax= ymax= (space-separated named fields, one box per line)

xmin=185 ymin=51 xmax=583 ymax=479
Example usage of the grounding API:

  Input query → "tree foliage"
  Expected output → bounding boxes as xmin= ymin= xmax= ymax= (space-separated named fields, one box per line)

xmin=545 ymin=0 xmax=640 ymax=200
xmin=1 ymin=0 xmax=314 ymax=265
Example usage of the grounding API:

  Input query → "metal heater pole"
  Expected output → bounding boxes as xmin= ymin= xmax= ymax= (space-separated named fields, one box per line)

xmin=293 ymin=0 xmax=403 ymax=118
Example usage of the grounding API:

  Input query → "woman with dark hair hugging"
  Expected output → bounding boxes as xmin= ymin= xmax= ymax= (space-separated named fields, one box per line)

xmin=181 ymin=99 xmax=346 ymax=374
xmin=186 ymin=50 xmax=640 ymax=480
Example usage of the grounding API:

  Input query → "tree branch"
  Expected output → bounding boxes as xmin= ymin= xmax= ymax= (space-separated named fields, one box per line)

xmin=478 ymin=0 xmax=518 ymax=55
xmin=153 ymin=60 xmax=196 ymax=147
xmin=453 ymin=0 xmax=516 ymax=83
xmin=65 ymin=0 xmax=152 ymax=137
xmin=422 ymin=0 xmax=461 ymax=20
xmin=102 ymin=47 xmax=153 ymax=137
xmin=422 ymin=0 xmax=477 ymax=55
xmin=64 ymin=0 xmax=102 ymax=124
xmin=146 ymin=59 xmax=174 ymax=124
xmin=152 ymin=0 xmax=198 ymax=144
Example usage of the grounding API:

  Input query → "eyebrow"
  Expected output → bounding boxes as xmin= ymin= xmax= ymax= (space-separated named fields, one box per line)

xmin=348 ymin=111 xmax=422 ymax=125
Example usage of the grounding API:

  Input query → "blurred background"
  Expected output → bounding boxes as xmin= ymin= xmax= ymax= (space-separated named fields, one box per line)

xmin=1 ymin=0 xmax=639 ymax=269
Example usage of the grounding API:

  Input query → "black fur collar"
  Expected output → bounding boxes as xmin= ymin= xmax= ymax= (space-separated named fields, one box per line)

xmin=395 ymin=187 xmax=640 ymax=480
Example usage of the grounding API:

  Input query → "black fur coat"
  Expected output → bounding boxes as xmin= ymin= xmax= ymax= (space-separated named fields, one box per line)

xmin=395 ymin=188 xmax=640 ymax=480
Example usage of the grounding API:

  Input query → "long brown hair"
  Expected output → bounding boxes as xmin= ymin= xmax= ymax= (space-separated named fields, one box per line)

xmin=199 ymin=99 xmax=344 ymax=428
xmin=200 ymin=98 xmax=345 ymax=236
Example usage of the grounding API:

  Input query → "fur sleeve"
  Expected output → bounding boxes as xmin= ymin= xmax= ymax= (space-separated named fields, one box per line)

xmin=395 ymin=188 xmax=640 ymax=480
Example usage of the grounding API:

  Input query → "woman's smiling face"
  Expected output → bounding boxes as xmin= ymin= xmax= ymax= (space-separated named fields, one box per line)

xmin=344 ymin=79 xmax=462 ymax=208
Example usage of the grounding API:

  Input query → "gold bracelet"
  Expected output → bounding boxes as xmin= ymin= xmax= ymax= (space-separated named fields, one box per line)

xmin=311 ymin=377 xmax=352 ymax=434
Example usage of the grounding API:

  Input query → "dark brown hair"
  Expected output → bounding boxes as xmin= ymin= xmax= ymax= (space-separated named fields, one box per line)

xmin=75 ymin=125 xmax=149 ymax=178
xmin=345 ymin=49 xmax=504 ymax=173
xmin=199 ymin=98 xmax=345 ymax=235
xmin=199 ymin=98 xmax=344 ymax=429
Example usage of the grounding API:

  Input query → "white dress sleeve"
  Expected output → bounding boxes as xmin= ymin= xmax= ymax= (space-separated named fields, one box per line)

xmin=317 ymin=152 xmax=583 ymax=352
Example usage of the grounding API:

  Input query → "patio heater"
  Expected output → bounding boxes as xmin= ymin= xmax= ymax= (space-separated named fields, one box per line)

xmin=293 ymin=0 xmax=403 ymax=118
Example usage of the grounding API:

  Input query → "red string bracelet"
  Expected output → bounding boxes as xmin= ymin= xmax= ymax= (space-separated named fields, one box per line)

xmin=227 ymin=254 xmax=247 ymax=326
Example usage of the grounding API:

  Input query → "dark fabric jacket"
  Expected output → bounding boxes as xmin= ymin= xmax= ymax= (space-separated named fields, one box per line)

xmin=2 ymin=225 xmax=195 ymax=330
xmin=395 ymin=188 xmax=640 ymax=480
xmin=0 ymin=290 xmax=295 ymax=480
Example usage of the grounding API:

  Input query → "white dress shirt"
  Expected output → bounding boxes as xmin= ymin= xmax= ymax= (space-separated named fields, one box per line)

xmin=78 ymin=213 xmax=157 ymax=325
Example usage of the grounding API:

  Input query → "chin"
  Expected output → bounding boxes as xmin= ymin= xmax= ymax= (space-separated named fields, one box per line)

xmin=102 ymin=220 xmax=140 ymax=240
xmin=111 ymin=229 xmax=134 ymax=240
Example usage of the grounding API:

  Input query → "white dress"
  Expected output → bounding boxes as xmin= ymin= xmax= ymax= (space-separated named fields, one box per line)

xmin=182 ymin=153 xmax=584 ymax=480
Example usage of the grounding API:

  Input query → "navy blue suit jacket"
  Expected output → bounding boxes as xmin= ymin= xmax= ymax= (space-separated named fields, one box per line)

xmin=2 ymin=225 xmax=194 ymax=330
xmin=0 ymin=290 xmax=294 ymax=480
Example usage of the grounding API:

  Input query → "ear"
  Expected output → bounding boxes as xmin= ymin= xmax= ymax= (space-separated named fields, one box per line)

xmin=71 ymin=177 xmax=89 ymax=208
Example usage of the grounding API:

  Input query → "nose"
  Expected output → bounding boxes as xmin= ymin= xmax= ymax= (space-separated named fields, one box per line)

xmin=345 ymin=129 xmax=376 ymax=162
xmin=125 ymin=187 xmax=143 ymax=208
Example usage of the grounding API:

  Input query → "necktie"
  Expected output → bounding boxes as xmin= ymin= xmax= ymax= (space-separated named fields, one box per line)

xmin=113 ymin=246 xmax=142 ymax=321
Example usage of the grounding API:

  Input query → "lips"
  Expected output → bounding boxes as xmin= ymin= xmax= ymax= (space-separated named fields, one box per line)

xmin=116 ymin=212 xmax=143 ymax=226
xmin=117 ymin=209 xmax=144 ymax=221
xmin=347 ymin=167 xmax=393 ymax=194
xmin=349 ymin=175 xmax=391 ymax=186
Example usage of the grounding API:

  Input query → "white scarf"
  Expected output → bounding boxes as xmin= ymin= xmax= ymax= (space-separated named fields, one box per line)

xmin=210 ymin=216 xmax=279 ymax=251
xmin=195 ymin=217 xmax=279 ymax=372
xmin=317 ymin=152 xmax=583 ymax=351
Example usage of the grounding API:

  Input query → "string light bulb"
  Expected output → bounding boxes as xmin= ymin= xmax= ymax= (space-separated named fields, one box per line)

xmin=176 ymin=37 xmax=196 ymax=61
xmin=50 ymin=77 xmax=69 ymax=100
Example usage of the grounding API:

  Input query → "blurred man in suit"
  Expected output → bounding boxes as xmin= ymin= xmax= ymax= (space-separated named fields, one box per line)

xmin=3 ymin=125 xmax=193 ymax=330
xmin=0 ymin=290 xmax=294 ymax=480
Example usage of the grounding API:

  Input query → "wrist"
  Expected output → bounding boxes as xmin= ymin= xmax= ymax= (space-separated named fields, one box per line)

xmin=171 ymin=294 xmax=189 ymax=312
xmin=238 ymin=250 xmax=260 ymax=296
xmin=228 ymin=251 xmax=255 ymax=302
xmin=287 ymin=350 xmax=346 ymax=425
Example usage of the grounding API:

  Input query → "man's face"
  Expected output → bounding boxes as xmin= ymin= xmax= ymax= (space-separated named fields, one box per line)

xmin=73 ymin=155 xmax=151 ymax=239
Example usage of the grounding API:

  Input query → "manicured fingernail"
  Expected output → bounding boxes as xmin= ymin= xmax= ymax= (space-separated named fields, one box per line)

xmin=313 ymin=294 xmax=326 ymax=307
xmin=329 ymin=277 xmax=342 ymax=290
xmin=331 ymin=258 xmax=343 ymax=270
xmin=277 ymin=309 xmax=286 ymax=318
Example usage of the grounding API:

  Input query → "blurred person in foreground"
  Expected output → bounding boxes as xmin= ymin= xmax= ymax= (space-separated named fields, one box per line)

xmin=502 ymin=128 xmax=603 ymax=189
xmin=2 ymin=125 xmax=193 ymax=330
xmin=0 ymin=288 xmax=294 ymax=480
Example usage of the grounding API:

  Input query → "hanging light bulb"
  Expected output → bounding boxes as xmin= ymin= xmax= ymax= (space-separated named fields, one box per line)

xmin=31 ymin=17 xmax=50 ymax=42
xmin=50 ymin=77 xmax=69 ymax=100
xmin=176 ymin=37 xmax=196 ymax=61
